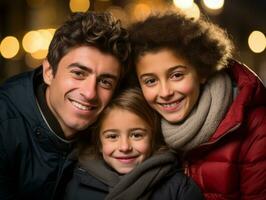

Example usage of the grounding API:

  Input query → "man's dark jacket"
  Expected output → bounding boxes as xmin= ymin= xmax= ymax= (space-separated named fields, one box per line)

xmin=0 ymin=67 xmax=75 ymax=200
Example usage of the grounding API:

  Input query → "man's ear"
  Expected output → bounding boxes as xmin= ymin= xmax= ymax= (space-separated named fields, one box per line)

xmin=42 ymin=59 xmax=54 ymax=85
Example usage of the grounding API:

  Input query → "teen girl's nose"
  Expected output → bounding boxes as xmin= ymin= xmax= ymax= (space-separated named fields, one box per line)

xmin=159 ymin=81 xmax=174 ymax=99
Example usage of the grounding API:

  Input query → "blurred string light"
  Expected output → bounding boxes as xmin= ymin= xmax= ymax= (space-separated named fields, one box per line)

xmin=69 ymin=0 xmax=90 ymax=12
xmin=173 ymin=0 xmax=194 ymax=9
xmin=201 ymin=0 xmax=224 ymax=15
xmin=248 ymin=30 xmax=266 ymax=53
xmin=133 ymin=3 xmax=151 ymax=21
xmin=22 ymin=31 xmax=42 ymax=53
xmin=0 ymin=36 xmax=20 ymax=59
xmin=202 ymin=0 xmax=224 ymax=10
xmin=22 ymin=29 xmax=55 ymax=59
xmin=173 ymin=2 xmax=200 ymax=20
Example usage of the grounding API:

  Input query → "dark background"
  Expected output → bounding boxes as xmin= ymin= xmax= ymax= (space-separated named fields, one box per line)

xmin=0 ymin=0 xmax=265 ymax=85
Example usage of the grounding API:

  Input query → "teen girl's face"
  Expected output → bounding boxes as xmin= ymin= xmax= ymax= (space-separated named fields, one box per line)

xmin=136 ymin=49 xmax=204 ymax=123
xmin=100 ymin=107 xmax=152 ymax=174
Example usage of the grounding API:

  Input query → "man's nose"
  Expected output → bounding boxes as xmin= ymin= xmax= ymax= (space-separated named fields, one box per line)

xmin=80 ymin=76 xmax=97 ymax=100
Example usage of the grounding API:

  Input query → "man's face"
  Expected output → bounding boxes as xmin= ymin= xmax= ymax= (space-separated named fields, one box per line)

xmin=43 ymin=46 xmax=121 ymax=138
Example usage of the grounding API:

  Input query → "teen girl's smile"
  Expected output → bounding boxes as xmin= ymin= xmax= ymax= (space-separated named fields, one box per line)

xmin=136 ymin=48 xmax=204 ymax=123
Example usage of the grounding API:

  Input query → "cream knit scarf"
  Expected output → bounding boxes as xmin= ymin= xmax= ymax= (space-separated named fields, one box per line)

xmin=161 ymin=71 xmax=232 ymax=152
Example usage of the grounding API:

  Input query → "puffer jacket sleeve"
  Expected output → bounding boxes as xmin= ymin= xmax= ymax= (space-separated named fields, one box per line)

xmin=240 ymin=107 xmax=266 ymax=200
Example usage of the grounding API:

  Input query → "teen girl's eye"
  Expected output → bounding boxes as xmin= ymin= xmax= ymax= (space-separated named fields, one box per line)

xmin=169 ymin=71 xmax=184 ymax=81
xmin=142 ymin=77 xmax=157 ymax=87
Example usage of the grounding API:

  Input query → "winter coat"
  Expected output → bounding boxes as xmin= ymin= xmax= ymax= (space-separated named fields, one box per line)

xmin=183 ymin=60 xmax=266 ymax=200
xmin=0 ymin=67 xmax=76 ymax=200
xmin=64 ymin=151 xmax=204 ymax=200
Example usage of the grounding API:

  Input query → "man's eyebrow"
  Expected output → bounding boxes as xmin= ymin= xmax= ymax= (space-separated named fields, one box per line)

xmin=99 ymin=73 xmax=118 ymax=81
xmin=68 ymin=62 xmax=119 ymax=80
xmin=68 ymin=62 xmax=93 ymax=73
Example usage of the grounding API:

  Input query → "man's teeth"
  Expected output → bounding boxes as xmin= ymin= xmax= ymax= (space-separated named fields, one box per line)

xmin=71 ymin=101 xmax=91 ymax=110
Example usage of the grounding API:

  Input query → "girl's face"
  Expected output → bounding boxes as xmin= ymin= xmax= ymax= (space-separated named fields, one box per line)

xmin=136 ymin=49 xmax=204 ymax=123
xmin=100 ymin=107 xmax=152 ymax=174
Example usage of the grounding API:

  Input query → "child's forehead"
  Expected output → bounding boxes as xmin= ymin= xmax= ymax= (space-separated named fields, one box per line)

xmin=100 ymin=108 xmax=151 ymax=130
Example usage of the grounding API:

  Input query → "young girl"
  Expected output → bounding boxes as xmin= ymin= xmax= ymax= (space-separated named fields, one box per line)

xmin=129 ymin=11 xmax=266 ymax=200
xmin=64 ymin=88 xmax=204 ymax=200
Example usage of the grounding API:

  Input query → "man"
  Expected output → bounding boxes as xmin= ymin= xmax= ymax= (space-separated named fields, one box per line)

xmin=0 ymin=11 xmax=130 ymax=200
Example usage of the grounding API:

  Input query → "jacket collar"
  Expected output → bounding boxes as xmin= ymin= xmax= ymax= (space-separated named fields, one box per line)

xmin=1 ymin=66 xmax=76 ymax=151
xmin=209 ymin=59 xmax=266 ymax=142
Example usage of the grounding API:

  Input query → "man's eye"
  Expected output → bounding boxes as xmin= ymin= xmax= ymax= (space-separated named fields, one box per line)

xmin=99 ymin=79 xmax=114 ymax=89
xmin=71 ymin=70 xmax=85 ymax=78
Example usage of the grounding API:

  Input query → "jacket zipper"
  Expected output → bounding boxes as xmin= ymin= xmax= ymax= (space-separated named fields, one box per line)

xmin=193 ymin=123 xmax=241 ymax=149
xmin=183 ymin=123 xmax=241 ymax=177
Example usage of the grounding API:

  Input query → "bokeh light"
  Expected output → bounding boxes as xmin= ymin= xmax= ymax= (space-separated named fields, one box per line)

xmin=22 ymin=31 xmax=42 ymax=53
xmin=0 ymin=36 xmax=20 ymax=59
xmin=69 ymin=0 xmax=90 ymax=12
xmin=180 ymin=2 xmax=200 ymax=20
xmin=203 ymin=0 xmax=224 ymax=10
xmin=173 ymin=0 xmax=194 ymax=9
xmin=248 ymin=31 xmax=266 ymax=53
xmin=133 ymin=3 xmax=151 ymax=21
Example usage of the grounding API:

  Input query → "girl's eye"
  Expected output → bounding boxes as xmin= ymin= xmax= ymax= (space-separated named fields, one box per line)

xmin=130 ymin=132 xmax=144 ymax=140
xmin=105 ymin=133 xmax=118 ymax=140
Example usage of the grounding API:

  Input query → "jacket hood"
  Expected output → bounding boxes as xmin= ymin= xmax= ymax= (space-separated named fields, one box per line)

xmin=229 ymin=60 xmax=266 ymax=106
xmin=209 ymin=59 xmax=266 ymax=142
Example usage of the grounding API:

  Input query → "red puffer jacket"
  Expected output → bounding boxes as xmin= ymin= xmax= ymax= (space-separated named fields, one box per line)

xmin=184 ymin=60 xmax=266 ymax=200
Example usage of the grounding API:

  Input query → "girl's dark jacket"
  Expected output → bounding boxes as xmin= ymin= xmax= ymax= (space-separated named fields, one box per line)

xmin=64 ymin=151 xmax=204 ymax=200
xmin=0 ymin=67 xmax=75 ymax=200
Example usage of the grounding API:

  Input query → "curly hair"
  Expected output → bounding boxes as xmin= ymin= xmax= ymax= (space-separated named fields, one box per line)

xmin=129 ymin=11 xmax=234 ymax=78
xmin=47 ymin=11 xmax=131 ymax=78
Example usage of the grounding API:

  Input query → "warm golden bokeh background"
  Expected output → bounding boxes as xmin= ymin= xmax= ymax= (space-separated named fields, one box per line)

xmin=0 ymin=0 xmax=265 ymax=85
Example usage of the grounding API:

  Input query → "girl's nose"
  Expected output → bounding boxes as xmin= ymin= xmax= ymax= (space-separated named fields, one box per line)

xmin=118 ymin=138 xmax=132 ymax=152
